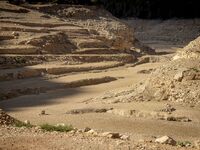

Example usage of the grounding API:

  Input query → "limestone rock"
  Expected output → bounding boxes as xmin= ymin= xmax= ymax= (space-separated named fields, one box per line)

xmin=87 ymin=129 xmax=98 ymax=135
xmin=120 ymin=135 xmax=130 ymax=140
xmin=174 ymin=71 xmax=184 ymax=82
xmin=101 ymin=132 xmax=121 ymax=139
xmin=155 ymin=136 xmax=176 ymax=146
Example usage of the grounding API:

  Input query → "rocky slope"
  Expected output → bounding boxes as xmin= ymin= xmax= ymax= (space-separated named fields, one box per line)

xmin=135 ymin=37 xmax=200 ymax=105
xmin=92 ymin=37 xmax=200 ymax=106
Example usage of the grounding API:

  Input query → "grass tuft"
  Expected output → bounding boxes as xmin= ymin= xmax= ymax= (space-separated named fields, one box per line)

xmin=40 ymin=123 xmax=73 ymax=132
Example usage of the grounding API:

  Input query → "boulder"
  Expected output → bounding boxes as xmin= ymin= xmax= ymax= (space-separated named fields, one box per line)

xmin=155 ymin=136 xmax=176 ymax=146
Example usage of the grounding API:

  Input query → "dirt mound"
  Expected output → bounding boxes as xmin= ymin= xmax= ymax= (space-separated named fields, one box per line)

xmin=0 ymin=110 xmax=16 ymax=126
xmin=174 ymin=36 xmax=200 ymax=59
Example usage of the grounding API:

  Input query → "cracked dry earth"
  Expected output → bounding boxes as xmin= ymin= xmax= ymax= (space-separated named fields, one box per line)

xmin=0 ymin=1 xmax=200 ymax=150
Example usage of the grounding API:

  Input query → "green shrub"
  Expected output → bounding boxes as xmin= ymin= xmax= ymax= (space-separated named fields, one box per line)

xmin=40 ymin=123 xmax=73 ymax=132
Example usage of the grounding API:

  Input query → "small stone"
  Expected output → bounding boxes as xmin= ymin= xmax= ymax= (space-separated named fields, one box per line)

xmin=120 ymin=135 xmax=130 ymax=140
xmin=34 ymin=126 xmax=41 ymax=130
xmin=68 ymin=130 xmax=76 ymax=134
xmin=101 ymin=132 xmax=120 ymax=139
xmin=84 ymin=127 xmax=91 ymax=132
xmin=12 ymin=32 xmax=19 ymax=37
xmin=40 ymin=110 xmax=46 ymax=115
xmin=24 ymin=120 xmax=30 ymax=125
xmin=174 ymin=71 xmax=184 ymax=82
xmin=87 ymin=129 xmax=98 ymax=135
xmin=155 ymin=136 xmax=176 ymax=146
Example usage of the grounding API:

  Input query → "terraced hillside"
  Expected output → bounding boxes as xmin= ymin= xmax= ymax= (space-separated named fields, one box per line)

xmin=1 ymin=1 xmax=200 ymax=150
xmin=0 ymin=1 xmax=155 ymax=101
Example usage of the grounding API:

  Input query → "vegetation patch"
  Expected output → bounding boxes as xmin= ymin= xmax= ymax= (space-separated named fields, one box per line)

xmin=40 ymin=123 xmax=73 ymax=132
xmin=14 ymin=121 xmax=34 ymax=128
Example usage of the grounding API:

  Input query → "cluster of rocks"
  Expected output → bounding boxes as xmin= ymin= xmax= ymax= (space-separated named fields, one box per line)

xmin=71 ymin=127 xmax=130 ymax=141
xmin=0 ymin=110 xmax=16 ymax=126
xmin=0 ymin=112 xmax=198 ymax=149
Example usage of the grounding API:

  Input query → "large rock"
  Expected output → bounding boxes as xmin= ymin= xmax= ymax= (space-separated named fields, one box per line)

xmin=155 ymin=136 xmax=176 ymax=146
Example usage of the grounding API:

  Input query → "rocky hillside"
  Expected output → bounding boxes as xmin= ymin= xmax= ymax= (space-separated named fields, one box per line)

xmin=0 ymin=1 xmax=153 ymax=56
xmin=0 ymin=1 xmax=154 ymax=102
xmin=137 ymin=37 xmax=200 ymax=105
